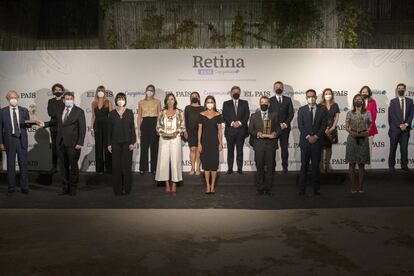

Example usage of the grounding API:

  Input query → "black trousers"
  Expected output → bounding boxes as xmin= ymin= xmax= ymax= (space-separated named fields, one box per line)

xmin=298 ymin=142 xmax=322 ymax=192
xmin=139 ymin=117 xmax=158 ymax=172
xmin=6 ymin=136 xmax=28 ymax=190
xmin=226 ymin=132 xmax=244 ymax=171
xmin=94 ymin=121 xmax=112 ymax=173
xmin=276 ymin=129 xmax=290 ymax=170
xmin=254 ymin=142 xmax=275 ymax=192
xmin=50 ymin=131 xmax=58 ymax=169
xmin=57 ymin=143 xmax=80 ymax=191
xmin=112 ymin=142 xmax=133 ymax=195
xmin=389 ymin=131 xmax=410 ymax=168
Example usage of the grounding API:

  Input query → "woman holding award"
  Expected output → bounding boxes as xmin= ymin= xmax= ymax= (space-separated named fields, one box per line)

xmin=155 ymin=93 xmax=186 ymax=195
xmin=198 ymin=96 xmax=224 ymax=194
xmin=345 ymin=94 xmax=372 ymax=194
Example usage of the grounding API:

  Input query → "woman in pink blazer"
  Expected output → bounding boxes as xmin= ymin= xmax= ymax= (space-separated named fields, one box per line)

xmin=359 ymin=86 xmax=377 ymax=166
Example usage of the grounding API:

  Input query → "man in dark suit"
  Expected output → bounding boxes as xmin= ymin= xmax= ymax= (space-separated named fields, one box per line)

xmin=269 ymin=81 xmax=294 ymax=173
xmin=388 ymin=83 xmax=414 ymax=172
xmin=297 ymin=89 xmax=327 ymax=195
xmin=0 ymin=90 xmax=41 ymax=195
xmin=43 ymin=91 xmax=86 ymax=195
xmin=249 ymin=96 xmax=281 ymax=195
xmin=47 ymin=83 xmax=65 ymax=173
xmin=222 ymin=85 xmax=250 ymax=174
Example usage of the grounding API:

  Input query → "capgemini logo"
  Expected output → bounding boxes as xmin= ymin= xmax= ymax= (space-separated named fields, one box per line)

xmin=376 ymin=124 xmax=387 ymax=129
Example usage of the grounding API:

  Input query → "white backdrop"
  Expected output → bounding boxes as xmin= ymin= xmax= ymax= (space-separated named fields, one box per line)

xmin=1 ymin=49 xmax=413 ymax=172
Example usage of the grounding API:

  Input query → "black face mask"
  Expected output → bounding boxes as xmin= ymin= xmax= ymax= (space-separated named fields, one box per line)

xmin=354 ymin=100 xmax=364 ymax=108
xmin=54 ymin=92 xmax=63 ymax=97
xmin=260 ymin=104 xmax=269 ymax=111
xmin=275 ymin=89 xmax=283 ymax=95
xmin=232 ymin=93 xmax=240 ymax=100
xmin=191 ymin=97 xmax=199 ymax=104
xmin=398 ymin=90 xmax=405 ymax=97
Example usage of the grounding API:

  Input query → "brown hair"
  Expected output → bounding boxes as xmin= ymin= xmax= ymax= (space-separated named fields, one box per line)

xmin=352 ymin=94 xmax=367 ymax=114
xmin=320 ymin=88 xmax=335 ymax=105
xmin=92 ymin=85 xmax=109 ymax=109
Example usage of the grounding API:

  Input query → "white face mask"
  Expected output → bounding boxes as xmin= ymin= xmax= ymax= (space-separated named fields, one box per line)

xmin=9 ymin=98 xmax=18 ymax=107
xmin=65 ymin=100 xmax=74 ymax=108
xmin=324 ymin=95 xmax=332 ymax=101
xmin=146 ymin=91 xmax=154 ymax=97
xmin=117 ymin=100 xmax=126 ymax=107
xmin=97 ymin=91 xmax=105 ymax=98
xmin=307 ymin=97 xmax=316 ymax=105
xmin=206 ymin=103 xmax=215 ymax=110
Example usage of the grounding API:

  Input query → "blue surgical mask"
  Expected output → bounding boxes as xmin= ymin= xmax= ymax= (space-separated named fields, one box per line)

xmin=65 ymin=100 xmax=74 ymax=108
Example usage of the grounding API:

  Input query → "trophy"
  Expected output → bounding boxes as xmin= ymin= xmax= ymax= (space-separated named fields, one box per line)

xmin=25 ymin=103 xmax=38 ymax=125
xmin=261 ymin=118 xmax=272 ymax=138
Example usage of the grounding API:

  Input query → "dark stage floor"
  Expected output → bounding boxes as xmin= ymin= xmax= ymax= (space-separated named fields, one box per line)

xmin=1 ymin=170 xmax=413 ymax=209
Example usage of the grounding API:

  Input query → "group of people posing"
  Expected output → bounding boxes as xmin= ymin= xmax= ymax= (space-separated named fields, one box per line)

xmin=0 ymin=82 xmax=412 ymax=197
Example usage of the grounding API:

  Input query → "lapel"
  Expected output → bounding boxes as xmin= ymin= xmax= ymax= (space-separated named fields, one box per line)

xmin=4 ymin=107 xmax=11 ymax=128
xmin=19 ymin=107 xmax=26 ymax=124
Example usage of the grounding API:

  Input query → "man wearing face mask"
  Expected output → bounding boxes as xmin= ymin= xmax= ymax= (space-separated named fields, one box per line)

xmin=388 ymin=83 xmax=414 ymax=173
xmin=42 ymin=91 xmax=86 ymax=196
xmin=269 ymin=81 xmax=294 ymax=173
xmin=297 ymin=89 xmax=327 ymax=196
xmin=222 ymin=86 xmax=250 ymax=174
xmin=249 ymin=96 xmax=281 ymax=195
xmin=0 ymin=90 xmax=42 ymax=195
xmin=47 ymin=83 xmax=65 ymax=173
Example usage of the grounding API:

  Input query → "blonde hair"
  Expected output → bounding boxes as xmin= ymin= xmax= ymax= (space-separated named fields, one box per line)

xmin=92 ymin=85 xmax=109 ymax=109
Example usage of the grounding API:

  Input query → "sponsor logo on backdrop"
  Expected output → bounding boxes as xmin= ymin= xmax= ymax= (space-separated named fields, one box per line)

xmin=377 ymin=124 xmax=387 ymax=129
xmin=340 ymin=107 xmax=350 ymax=112
xmin=288 ymin=142 xmax=300 ymax=149
xmin=372 ymin=158 xmax=386 ymax=163
xmin=125 ymin=91 xmax=144 ymax=97
xmin=337 ymin=124 xmax=346 ymax=131
xmin=21 ymin=92 xmax=36 ymax=99
xmin=396 ymin=158 xmax=414 ymax=164
xmin=193 ymin=55 xmax=245 ymax=75
xmin=332 ymin=158 xmax=347 ymax=164
xmin=377 ymin=107 xmax=386 ymax=113
xmin=333 ymin=90 xmax=348 ymax=97
xmin=243 ymin=90 xmax=272 ymax=97
xmin=407 ymin=91 xmax=414 ymax=97
xmin=86 ymin=90 xmax=114 ymax=98
xmin=373 ymin=141 xmax=385 ymax=148
xmin=372 ymin=89 xmax=387 ymax=96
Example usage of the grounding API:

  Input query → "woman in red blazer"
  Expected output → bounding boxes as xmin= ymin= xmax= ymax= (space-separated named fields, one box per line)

xmin=359 ymin=86 xmax=378 ymax=167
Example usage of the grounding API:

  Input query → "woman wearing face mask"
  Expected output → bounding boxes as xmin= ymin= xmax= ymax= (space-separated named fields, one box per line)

xmin=137 ymin=84 xmax=161 ymax=175
xmin=198 ymin=96 xmax=224 ymax=194
xmin=359 ymin=86 xmax=377 ymax=162
xmin=91 ymin=85 xmax=113 ymax=174
xmin=320 ymin=88 xmax=340 ymax=173
xmin=108 ymin=93 xmax=136 ymax=196
xmin=184 ymin=91 xmax=204 ymax=175
xmin=345 ymin=94 xmax=372 ymax=194
xmin=155 ymin=93 xmax=186 ymax=195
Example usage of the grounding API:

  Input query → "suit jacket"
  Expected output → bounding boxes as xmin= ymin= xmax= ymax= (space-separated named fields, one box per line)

xmin=0 ymin=106 xmax=31 ymax=150
xmin=388 ymin=97 xmax=414 ymax=138
xmin=222 ymin=99 xmax=250 ymax=137
xmin=297 ymin=104 xmax=327 ymax=147
xmin=53 ymin=105 xmax=86 ymax=147
xmin=269 ymin=95 xmax=294 ymax=129
xmin=47 ymin=97 xmax=65 ymax=133
xmin=248 ymin=111 xmax=281 ymax=151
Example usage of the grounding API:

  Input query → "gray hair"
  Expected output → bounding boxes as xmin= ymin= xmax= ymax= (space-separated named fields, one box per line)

xmin=6 ymin=90 xmax=19 ymax=99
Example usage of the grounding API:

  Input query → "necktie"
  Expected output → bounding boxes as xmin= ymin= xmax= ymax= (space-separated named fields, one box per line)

xmin=262 ymin=112 xmax=266 ymax=120
xmin=234 ymin=100 xmax=238 ymax=116
xmin=310 ymin=106 xmax=314 ymax=124
xmin=63 ymin=107 xmax=70 ymax=123
xmin=12 ymin=107 xmax=21 ymax=137
xmin=278 ymin=97 xmax=281 ymax=104
xmin=401 ymin=99 xmax=405 ymax=122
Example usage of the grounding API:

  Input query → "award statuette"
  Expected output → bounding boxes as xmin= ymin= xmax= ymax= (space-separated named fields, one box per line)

xmin=261 ymin=118 xmax=272 ymax=138
xmin=163 ymin=115 xmax=177 ymax=138
xmin=25 ymin=103 xmax=38 ymax=125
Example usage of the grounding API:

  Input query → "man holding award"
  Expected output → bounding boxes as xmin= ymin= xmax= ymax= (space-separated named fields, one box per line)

xmin=248 ymin=96 xmax=281 ymax=196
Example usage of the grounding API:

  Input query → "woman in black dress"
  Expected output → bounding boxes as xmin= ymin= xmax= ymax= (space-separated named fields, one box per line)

xmin=108 ymin=93 xmax=136 ymax=195
xmin=184 ymin=91 xmax=204 ymax=175
xmin=320 ymin=88 xmax=340 ymax=173
xmin=91 ymin=85 xmax=113 ymax=173
xmin=198 ymin=96 xmax=224 ymax=194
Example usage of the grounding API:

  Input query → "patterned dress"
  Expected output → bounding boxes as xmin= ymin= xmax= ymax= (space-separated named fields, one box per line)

xmin=345 ymin=111 xmax=372 ymax=164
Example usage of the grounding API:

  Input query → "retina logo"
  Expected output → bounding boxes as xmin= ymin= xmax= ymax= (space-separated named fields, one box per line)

xmin=333 ymin=90 xmax=348 ymax=97
xmin=193 ymin=55 xmax=245 ymax=68
xmin=244 ymin=90 xmax=271 ymax=97
xmin=21 ymin=92 xmax=36 ymax=99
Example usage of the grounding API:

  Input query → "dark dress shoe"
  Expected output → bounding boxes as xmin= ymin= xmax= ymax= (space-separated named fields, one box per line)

xmin=7 ymin=187 xmax=15 ymax=195
xmin=227 ymin=170 xmax=233 ymax=174
xmin=264 ymin=190 xmax=273 ymax=196
xmin=314 ymin=190 xmax=321 ymax=196
xmin=389 ymin=167 xmax=396 ymax=173
xmin=139 ymin=171 xmax=145 ymax=175
xmin=256 ymin=190 xmax=264 ymax=196
xmin=21 ymin=189 xmax=29 ymax=195
xmin=402 ymin=167 xmax=411 ymax=173
xmin=237 ymin=170 xmax=243 ymax=175
xmin=283 ymin=168 xmax=288 ymax=174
